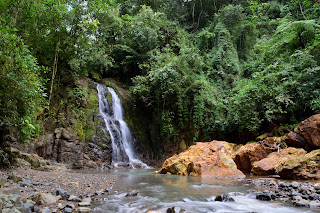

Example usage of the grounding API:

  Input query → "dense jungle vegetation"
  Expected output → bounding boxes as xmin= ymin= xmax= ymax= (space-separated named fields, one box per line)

xmin=1 ymin=0 xmax=320 ymax=146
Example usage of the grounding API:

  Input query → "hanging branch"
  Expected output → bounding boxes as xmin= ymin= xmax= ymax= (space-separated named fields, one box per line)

xmin=298 ymin=0 xmax=308 ymax=20
xmin=48 ymin=40 xmax=60 ymax=106
xmin=196 ymin=0 xmax=203 ymax=30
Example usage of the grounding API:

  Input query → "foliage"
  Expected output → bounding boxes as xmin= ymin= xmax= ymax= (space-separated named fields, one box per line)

xmin=0 ymin=20 xmax=44 ymax=142
xmin=1 ymin=0 xmax=320 ymax=147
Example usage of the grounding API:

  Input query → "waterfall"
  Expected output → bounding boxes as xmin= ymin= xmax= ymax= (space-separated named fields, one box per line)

xmin=96 ymin=83 xmax=150 ymax=169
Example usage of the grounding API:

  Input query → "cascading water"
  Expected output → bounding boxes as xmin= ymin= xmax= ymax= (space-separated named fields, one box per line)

xmin=96 ymin=83 xmax=149 ymax=168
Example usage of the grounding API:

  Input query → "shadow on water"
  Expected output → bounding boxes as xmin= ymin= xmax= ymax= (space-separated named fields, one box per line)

xmin=85 ymin=169 xmax=320 ymax=213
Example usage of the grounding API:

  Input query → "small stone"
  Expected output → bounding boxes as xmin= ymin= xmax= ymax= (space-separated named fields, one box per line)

xmin=291 ymin=190 xmax=300 ymax=197
xmin=256 ymin=191 xmax=275 ymax=201
xmin=309 ymin=193 xmax=320 ymax=200
xmin=23 ymin=203 xmax=34 ymax=212
xmin=293 ymin=199 xmax=310 ymax=207
xmin=291 ymin=181 xmax=300 ymax=189
xmin=68 ymin=195 xmax=81 ymax=202
xmin=78 ymin=202 xmax=91 ymax=207
xmin=126 ymin=190 xmax=138 ymax=197
xmin=22 ymin=178 xmax=32 ymax=185
xmin=77 ymin=207 xmax=91 ymax=212
xmin=214 ymin=194 xmax=235 ymax=202
xmin=64 ymin=207 xmax=73 ymax=213
xmin=65 ymin=203 xmax=75 ymax=209
xmin=82 ymin=197 xmax=91 ymax=203
xmin=56 ymin=188 xmax=70 ymax=200
xmin=40 ymin=208 xmax=51 ymax=213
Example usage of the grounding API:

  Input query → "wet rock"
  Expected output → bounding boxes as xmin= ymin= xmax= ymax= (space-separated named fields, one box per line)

xmin=232 ymin=143 xmax=272 ymax=174
xmin=166 ymin=207 xmax=185 ymax=213
xmin=293 ymin=198 xmax=310 ymax=207
xmin=214 ymin=194 xmax=235 ymax=202
xmin=309 ymin=200 xmax=320 ymax=208
xmin=256 ymin=191 xmax=276 ymax=201
xmin=126 ymin=190 xmax=138 ymax=197
xmin=157 ymin=141 xmax=245 ymax=178
xmin=56 ymin=188 xmax=70 ymax=200
xmin=297 ymin=114 xmax=320 ymax=149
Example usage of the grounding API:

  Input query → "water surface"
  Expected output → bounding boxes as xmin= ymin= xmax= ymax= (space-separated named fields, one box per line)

xmin=89 ymin=169 xmax=319 ymax=213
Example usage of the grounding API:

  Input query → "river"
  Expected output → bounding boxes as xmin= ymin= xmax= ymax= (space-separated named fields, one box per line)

xmin=87 ymin=169 xmax=319 ymax=213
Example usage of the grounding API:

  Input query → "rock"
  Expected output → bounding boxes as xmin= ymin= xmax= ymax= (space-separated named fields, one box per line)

xmin=3 ymin=207 xmax=22 ymax=213
xmin=293 ymin=198 xmax=310 ymax=207
xmin=256 ymin=191 xmax=275 ymax=201
xmin=68 ymin=195 xmax=81 ymax=202
xmin=309 ymin=193 xmax=320 ymax=200
xmin=8 ymin=172 xmax=22 ymax=183
xmin=56 ymin=188 xmax=70 ymax=200
xmin=166 ymin=207 xmax=185 ymax=213
xmin=76 ymin=207 xmax=91 ymax=212
xmin=32 ymin=193 xmax=61 ymax=205
xmin=157 ymin=141 xmax=245 ymax=178
xmin=22 ymin=178 xmax=32 ymax=185
xmin=126 ymin=190 xmax=138 ymax=197
xmin=310 ymin=200 xmax=320 ymax=208
xmin=64 ymin=207 xmax=73 ymax=213
xmin=214 ymin=194 xmax=235 ymax=202
xmin=232 ymin=143 xmax=272 ymax=174
xmin=297 ymin=114 xmax=320 ymax=149
xmin=285 ymin=131 xmax=307 ymax=149
xmin=15 ymin=158 xmax=32 ymax=168
xmin=276 ymin=149 xmax=320 ymax=179
xmin=39 ymin=208 xmax=51 ymax=213
xmin=23 ymin=203 xmax=34 ymax=212
xmin=78 ymin=202 xmax=91 ymax=207
xmin=251 ymin=148 xmax=307 ymax=176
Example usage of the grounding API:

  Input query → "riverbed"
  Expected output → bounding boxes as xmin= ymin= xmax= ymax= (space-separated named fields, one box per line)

xmin=89 ymin=169 xmax=319 ymax=213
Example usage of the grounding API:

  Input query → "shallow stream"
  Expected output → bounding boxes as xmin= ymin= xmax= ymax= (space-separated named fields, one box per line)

xmin=84 ymin=169 xmax=320 ymax=213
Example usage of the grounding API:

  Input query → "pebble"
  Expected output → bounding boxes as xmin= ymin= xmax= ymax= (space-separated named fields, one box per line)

xmin=78 ymin=202 xmax=91 ymax=207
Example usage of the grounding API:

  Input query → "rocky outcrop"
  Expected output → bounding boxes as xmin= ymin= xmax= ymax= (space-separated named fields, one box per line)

xmin=232 ymin=143 xmax=272 ymax=174
xmin=251 ymin=148 xmax=307 ymax=176
xmin=276 ymin=149 xmax=320 ymax=180
xmin=156 ymin=141 xmax=245 ymax=178
xmin=297 ymin=114 xmax=320 ymax=149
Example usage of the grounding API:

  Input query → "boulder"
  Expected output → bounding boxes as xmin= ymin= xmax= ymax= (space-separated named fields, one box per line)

xmin=298 ymin=114 xmax=320 ymax=149
xmin=156 ymin=141 xmax=245 ymax=178
xmin=276 ymin=149 xmax=320 ymax=180
xmin=285 ymin=131 xmax=307 ymax=149
xmin=251 ymin=148 xmax=307 ymax=176
xmin=232 ymin=143 xmax=272 ymax=174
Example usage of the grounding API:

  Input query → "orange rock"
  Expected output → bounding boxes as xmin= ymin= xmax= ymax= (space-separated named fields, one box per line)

xmin=232 ymin=143 xmax=272 ymax=174
xmin=297 ymin=114 xmax=320 ymax=149
xmin=156 ymin=141 xmax=245 ymax=178
xmin=251 ymin=148 xmax=307 ymax=176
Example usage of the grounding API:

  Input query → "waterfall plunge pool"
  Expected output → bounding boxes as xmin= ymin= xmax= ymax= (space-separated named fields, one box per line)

xmin=81 ymin=169 xmax=319 ymax=213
